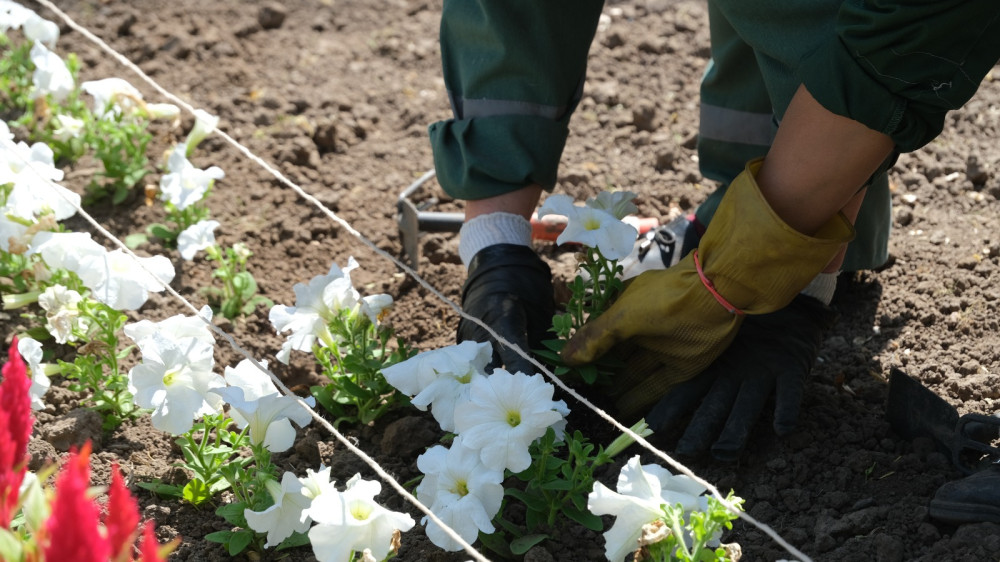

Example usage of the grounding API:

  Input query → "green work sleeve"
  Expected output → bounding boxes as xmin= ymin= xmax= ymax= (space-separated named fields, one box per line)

xmin=428 ymin=0 xmax=604 ymax=201
xmin=799 ymin=0 xmax=1000 ymax=152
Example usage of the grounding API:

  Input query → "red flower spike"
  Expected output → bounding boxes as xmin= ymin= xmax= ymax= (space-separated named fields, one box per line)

xmin=43 ymin=442 xmax=112 ymax=562
xmin=106 ymin=463 xmax=141 ymax=562
xmin=137 ymin=520 xmax=167 ymax=562
xmin=0 ymin=337 xmax=33 ymax=528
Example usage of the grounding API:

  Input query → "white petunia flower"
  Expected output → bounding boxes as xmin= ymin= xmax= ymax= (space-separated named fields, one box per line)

xmin=215 ymin=384 xmax=312 ymax=453
xmin=76 ymin=249 xmax=175 ymax=311
xmin=17 ymin=337 xmax=51 ymax=411
xmin=22 ymin=13 xmax=59 ymax=47
xmin=415 ymin=435 xmax=504 ymax=551
xmin=81 ymin=77 xmax=144 ymax=119
xmin=359 ymin=293 xmax=393 ymax=326
xmin=222 ymin=357 xmax=316 ymax=407
xmin=0 ymin=217 xmax=27 ymax=254
xmin=305 ymin=474 xmax=415 ymax=562
xmin=0 ymin=0 xmax=34 ymax=32
xmin=127 ymin=332 xmax=224 ymax=435
xmin=51 ymin=114 xmax=85 ymax=142
xmin=28 ymin=40 xmax=72 ymax=102
xmin=537 ymin=193 xmax=638 ymax=260
xmin=382 ymin=340 xmax=491 ymax=432
xmin=453 ymin=369 xmax=566 ymax=472
xmin=268 ymin=258 xmax=362 ymax=364
xmin=298 ymin=465 xmax=338 ymax=501
xmin=220 ymin=358 xmax=317 ymax=452
xmin=28 ymin=231 xmax=106 ymax=273
xmin=144 ymin=102 xmax=180 ymax=122
xmin=38 ymin=284 xmax=87 ymax=344
xmin=1 ymin=139 xmax=79 ymax=225
xmin=177 ymin=219 xmax=219 ymax=260
xmin=587 ymin=455 xmax=713 ymax=562
xmin=123 ymin=306 xmax=215 ymax=355
xmin=158 ymin=145 xmax=224 ymax=210
xmin=586 ymin=190 xmax=639 ymax=220
xmin=184 ymin=109 xmax=219 ymax=156
xmin=245 ymin=471 xmax=317 ymax=548
xmin=221 ymin=357 xmax=279 ymax=400
xmin=232 ymin=242 xmax=251 ymax=261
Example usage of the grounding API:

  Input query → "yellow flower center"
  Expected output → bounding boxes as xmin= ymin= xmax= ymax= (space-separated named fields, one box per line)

xmin=451 ymin=479 xmax=469 ymax=497
xmin=350 ymin=500 xmax=373 ymax=521
xmin=456 ymin=369 xmax=473 ymax=384
xmin=506 ymin=410 xmax=521 ymax=427
xmin=162 ymin=366 xmax=182 ymax=386
xmin=583 ymin=216 xmax=602 ymax=231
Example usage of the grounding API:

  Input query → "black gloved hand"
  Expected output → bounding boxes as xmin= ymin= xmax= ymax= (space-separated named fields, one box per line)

xmin=646 ymin=293 xmax=837 ymax=462
xmin=458 ymin=244 xmax=555 ymax=375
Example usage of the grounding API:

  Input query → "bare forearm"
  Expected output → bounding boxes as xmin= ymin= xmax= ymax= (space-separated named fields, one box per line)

xmin=465 ymin=184 xmax=543 ymax=221
xmin=758 ymin=84 xmax=894 ymax=236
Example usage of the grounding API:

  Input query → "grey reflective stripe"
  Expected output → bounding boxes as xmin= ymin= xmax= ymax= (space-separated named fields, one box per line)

xmin=699 ymin=103 xmax=775 ymax=147
xmin=450 ymin=93 xmax=566 ymax=121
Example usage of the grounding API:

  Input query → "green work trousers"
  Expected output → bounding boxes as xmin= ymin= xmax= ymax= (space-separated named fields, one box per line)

xmin=429 ymin=0 xmax=1000 ymax=270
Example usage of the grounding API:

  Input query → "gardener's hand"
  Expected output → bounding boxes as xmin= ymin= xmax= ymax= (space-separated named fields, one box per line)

xmin=645 ymin=293 xmax=837 ymax=461
xmin=559 ymin=159 xmax=852 ymax=416
xmin=458 ymin=244 xmax=555 ymax=375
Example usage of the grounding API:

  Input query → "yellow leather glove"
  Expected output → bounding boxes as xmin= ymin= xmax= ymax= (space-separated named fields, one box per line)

xmin=560 ymin=158 xmax=855 ymax=415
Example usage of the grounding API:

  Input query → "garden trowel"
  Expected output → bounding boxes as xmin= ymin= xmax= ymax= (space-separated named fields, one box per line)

xmin=886 ymin=368 xmax=1000 ymax=475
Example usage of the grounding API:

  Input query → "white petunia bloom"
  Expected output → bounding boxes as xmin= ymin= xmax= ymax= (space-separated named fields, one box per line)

xmin=28 ymin=231 xmax=104 ymax=271
xmin=177 ymin=219 xmax=219 ymax=260
xmin=305 ymin=474 xmax=415 ymax=562
xmin=0 ymin=217 xmax=27 ymax=254
xmin=75 ymin=249 xmax=175 ymax=311
xmin=220 ymin=358 xmax=316 ymax=452
xmin=453 ymin=369 xmax=567 ymax=472
xmin=184 ymin=109 xmax=219 ymax=156
xmin=51 ymin=114 xmax=85 ymax=141
xmin=81 ymin=77 xmax=144 ymax=119
xmin=537 ymin=193 xmax=639 ymax=260
xmin=127 ymin=332 xmax=224 ymax=435
xmin=216 ymin=384 xmax=312 ymax=453
xmin=1 ymin=138 xmax=79 ymax=225
xmin=0 ymin=1 xmax=34 ymax=32
xmin=245 ymin=471 xmax=317 ymax=548
xmin=29 ymin=41 xmax=72 ymax=102
xmin=221 ymin=357 xmax=278 ymax=400
xmin=158 ymin=145 xmax=224 ymax=210
xmin=22 ymin=13 xmax=59 ymax=47
xmin=415 ymin=435 xmax=504 ymax=551
xmin=123 ymin=306 xmax=215 ymax=362
xmin=587 ymin=455 xmax=713 ymax=562
xmin=298 ymin=465 xmax=339 ymax=500
xmin=37 ymin=284 xmax=87 ymax=344
xmin=222 ymin=357 xmax=316 ymax=408
xmin=359 ymin=293 xmax=393 ymax=327
xmin=16 ymin=337 xmax=51 ymax=411
xmin=382 ymin=340 xmax=491 ymax=432
xmin=144 ymin=102 xmax=180 ymax=122
xmin=268 ymin=258 xmax=362 ymax=364
xmin=586 ymin=190 xmax=639 ymax=220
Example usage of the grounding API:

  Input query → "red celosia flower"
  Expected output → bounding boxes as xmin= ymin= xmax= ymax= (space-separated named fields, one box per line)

xmin=106 ymin=462 xmax=141 ymax=562
xmin=43 ymin=442 xmax=111 ymax=562
xmin=0 ymin=336 xmax=33 ymax=528
xmin=137 ymin=520 xmax=165 ymax=562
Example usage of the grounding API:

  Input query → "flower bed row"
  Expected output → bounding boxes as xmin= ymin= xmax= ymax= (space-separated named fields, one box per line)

xmin=0 ymin=3 xmax=748 ymax=561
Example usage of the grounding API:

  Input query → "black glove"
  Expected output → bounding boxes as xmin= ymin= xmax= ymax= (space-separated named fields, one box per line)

xmin=646 ymin=293 xmax=837 ymax=462
xmin=458 ymin=244 xmax=555 ymax=375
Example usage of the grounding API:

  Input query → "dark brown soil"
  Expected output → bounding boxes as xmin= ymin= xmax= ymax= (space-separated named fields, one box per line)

xmin=5 ymin=1 xmax=1000 ymax=560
